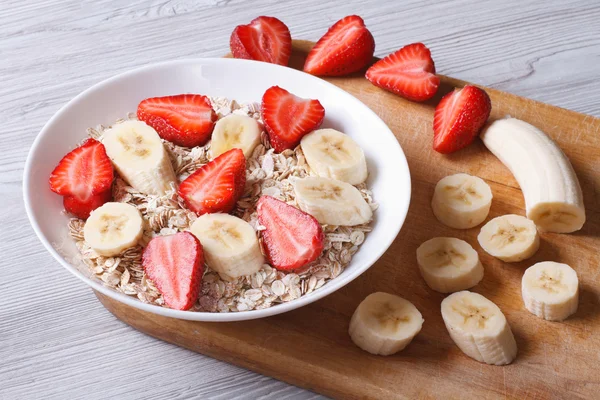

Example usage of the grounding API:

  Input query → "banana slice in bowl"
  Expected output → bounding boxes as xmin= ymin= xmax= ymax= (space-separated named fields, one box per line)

xmin=416 ymin=237 xmax=484 ymax=293
xmin=478 ymin=214 xmax=539 ymax=262
xmin=210 ymin=114 xmax=262 ymax=159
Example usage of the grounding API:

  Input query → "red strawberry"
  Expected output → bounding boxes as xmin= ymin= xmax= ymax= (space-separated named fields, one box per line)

xmin=178 ymin=148 xmax=246 ymax=216
xmin=366 ymin=42 xmax=440 ymax=102
xmin=303 ymin=15 xmax=375 ymax=76
xmin=230 ymin=16 xmax=292 ymax=66
xmin=142 ymin=232 xmax=204 ymax=311
xmin=63 ymin=190 xmax=112 ymax=220
xmin=257 ymin=196 xmax=324 ymax=271
xmin=261 ymin=86 xmax=325 ymax=152
xmin=137 ymin=94 xmax=217 ymax=148
xmin=433 ymin=85 xmax=492 ymax=154
xmin=49 ymin=138 xmax=114 ymax=198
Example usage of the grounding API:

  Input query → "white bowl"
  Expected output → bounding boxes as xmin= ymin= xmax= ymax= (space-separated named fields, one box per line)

xmin=23 ymin=58 xmax=411 ymax=322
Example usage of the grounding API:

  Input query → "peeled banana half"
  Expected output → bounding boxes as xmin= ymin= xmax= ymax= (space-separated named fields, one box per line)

xmin=478 ymin=214 xmax=539 ymax=262
xmin=211 ymin=114 xmax=262 ymax=159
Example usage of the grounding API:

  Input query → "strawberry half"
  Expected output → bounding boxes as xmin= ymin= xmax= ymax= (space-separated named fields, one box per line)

xmin=257 ymin=196 xmax=324 ymax=271
xmin=142 ymin=232 xmax=204 ymax=311
xmin=366 ymin=42 xmax=440 ymax=102
xmin=137 ymin=94 xmax=217 ymax=148
xmin=261 ymin=86 xmax=325 ymax=153
xmin=433 ymin=85 xmax=492 ymax=154
xmin=49 ymin=138 xmax=114 ymax=198
xmin=178 ymin=148 xmax=246 ymax=216
xmin=303 ymin=15 xmax=375 ymax=76
xmin=230 ymin=16 xmax=292 ymax=66
xmin=63 ymin=190 xmax=112 ymax=220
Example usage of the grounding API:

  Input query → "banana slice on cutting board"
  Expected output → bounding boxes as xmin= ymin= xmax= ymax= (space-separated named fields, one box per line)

xmin=432 ymin=173 xmax=493 ymax=229
xmin=441 ymin=291 xmax=517 ymax=365
xmin=349 ymin=292 xmax=424 ymax=356
xmin=300 ymin=128 xmax=368 ymax=185
xmin=478 ymin=214 xmax=539 ymax=262
xmin=83 ymin=202 xmax=144 ymax=257
xmin=481 ymin=118 xmax=585 ymax=233
xmin=293 ymin=176 xmax=373 ymax=226
xmin=416 ymin=237 xmax=484 ymax=293
xmin=190 ymin=213 xmax=264 ymax=278
xmin=522 ymin=261 xmax=579 ymax=321
xmin=211 ymin=114 xmax=262 ymax=159
xmin=102 ymin=120 xmax=176 ymax=196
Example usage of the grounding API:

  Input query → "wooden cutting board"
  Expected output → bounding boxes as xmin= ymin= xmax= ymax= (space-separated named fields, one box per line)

xmin=95 ymin=41 xmax=600 ymax=400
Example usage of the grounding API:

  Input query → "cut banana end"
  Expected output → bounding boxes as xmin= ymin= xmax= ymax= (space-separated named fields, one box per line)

xmin=349 ymin=292 xmax=424 ymax=356
xmin=102 ymin=120 xmax=176 ymax=196
xmin=522 ymin=261 xmax=579 ymax=321
xmin=211 ymin=114 xmax=262 ymax=159
xmin=416 ymin=237 xmax=484 ymax=293
xmin=190 ymin=213 xmax=264 ymax=279
xmin=481 ymin=118 xmax=585 ymax=233
xmin=83 ymin=202 xmax=144 ymax=257
xmin=300 ymin=128 xmax=368 ymax=185
xmin=432 ymin=174 xmax=493 ymax=229
xmin=478 ymin=214 xmax=539 ymax=262
xmin=293 ymin=176 xmax=372 ymax=226
xmin=441 ymin=291 xmax=517 ymax=365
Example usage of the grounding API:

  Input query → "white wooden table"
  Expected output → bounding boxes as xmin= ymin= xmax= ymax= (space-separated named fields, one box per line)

xmin=2 ymin=1 xmax=598 ymax=398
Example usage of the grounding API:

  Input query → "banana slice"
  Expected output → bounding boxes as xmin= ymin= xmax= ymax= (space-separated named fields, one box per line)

xmin=300 ymin=128 xmax=368 ymax=185
xmin=481 ymin=118 xmax=585 ymax=233
xmin=83 ymin=202 xmax=144 ymax=257
xmin=478 ymin=214 xmax=539 ymax=262
xmin=190 ymin=213 xmax=264 ymax=279
xmin=441 ymin=291 xmax=517 ymax=365
xmin=416 ymin=237 xmax=484 ymax=293
xmin=522 ymin=261 xmax=578 ymax=321
xmin=349 ymin=292 xmax=424 ymax=356
xmin=102 ymin=120 xmax=176 ymax=196
xmin=432 ymin=173 xmax=493 ymax=229
xmin=293 ymin=176 xmax=372 ymax=226
xmin=211 ymin=114 xmax=261 ymax=159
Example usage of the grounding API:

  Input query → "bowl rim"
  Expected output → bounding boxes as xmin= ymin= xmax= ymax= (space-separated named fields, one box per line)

xmin=23 ymin=57 xmax=411 ymax=322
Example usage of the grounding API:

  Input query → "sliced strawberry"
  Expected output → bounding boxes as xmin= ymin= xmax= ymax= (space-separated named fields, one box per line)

xmin=257 ymin=196 xmax=324 ymax=271
xmin=261 ymin=86 xmax=325 ymax=152
xmin=63 ymin=190 xmax=112 ymax=220
xmin=49 ymin=138 xmax=114 ymax=198
xmin=178 ymin=148 xmax=246 ymax=216
xmin=433 ymin=85 xmax=492 ymax=154
xmin=142 ymin=231 xmax=204 ymax=311
xmin=303 ymin=15 xmax=375 ymax=76
xmin=366 ymin=42 xmax=440 ymax=102
xmin=137 ymin=94 xmax=217 ymax=148
xmin=230 ymin=16 xmax=291 ymax=66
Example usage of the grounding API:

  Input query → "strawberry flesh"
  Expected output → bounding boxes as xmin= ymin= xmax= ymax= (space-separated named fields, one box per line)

xmin=63 ymin=190 xmax=112 ymax=220
xmin=230 ymin=16 xmax=292 ymax=66
xmin=261 ymin=86 xmax=325 ymax=153
xmin=433 ymin=85 xmax=492 ymax=154
xmin=142 ymin=231 xmax=204 ymax=311
xmin=257 ymin=196 xmax=324 ymax=271
xmin=49 ymin=138 xmax=114 ymax=198
xmin=137 ymin=94 xmax=217 ymax=148
xmin=304 ymin=15 xmax=375 ymax=76
xmin=366 ymin=42 xmax=440 ymax=102
xmin=178 ymin=148 xmax=246 ymax=216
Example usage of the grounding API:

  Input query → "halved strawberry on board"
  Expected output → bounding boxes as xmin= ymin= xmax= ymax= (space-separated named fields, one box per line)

xmin=303 ymin=15 xmax=375 ymax=76
xmin=433 ymin=85 xmax=491 ymax=154
xmin=142 ymin=231 xmax=204 ymax=311
xmin=257 ymin=195 xmax=324 ymax=272
xmin=178 ymin=148 xmax=246 ymax=216
xmin=230 ymin=16 xmax=292 ymax=66
xmin=261 ymin=86 xmax=325 ymax=153
xmin=137 ymin=94 xmax=217 ymax=148
xmin=366 ymin=42 xmax=440 ymax=102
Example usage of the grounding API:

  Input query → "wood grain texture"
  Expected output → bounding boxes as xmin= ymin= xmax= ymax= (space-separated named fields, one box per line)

xmin=1 ymin=1 xmax=599 ymax=399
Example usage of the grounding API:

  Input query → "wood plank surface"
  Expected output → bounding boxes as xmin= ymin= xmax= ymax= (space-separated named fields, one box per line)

xmin=96 ymin=40 xmax=600 ymax=400
xmin=2 ymin=1 xmax=600 ymax=399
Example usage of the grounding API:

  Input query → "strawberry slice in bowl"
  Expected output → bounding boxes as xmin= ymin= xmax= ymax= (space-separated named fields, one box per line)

xmin=230 ymin=16 xmax=292 ymax=66
xmin=137 ymin=94 xmax=217 ymax=148
xmin=261 ymin=86 xmax=325 ymax=153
